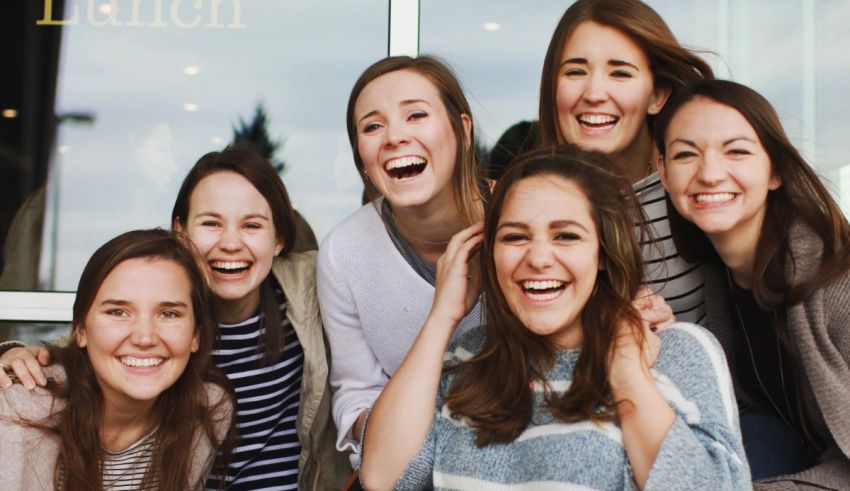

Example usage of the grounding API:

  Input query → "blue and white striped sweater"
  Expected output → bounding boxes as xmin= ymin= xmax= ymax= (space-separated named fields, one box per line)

xmin=394 ymin=323 xmax=750 ymax=490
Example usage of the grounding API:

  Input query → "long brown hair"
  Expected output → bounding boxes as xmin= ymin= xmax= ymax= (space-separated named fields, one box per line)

xmin=346 ymin=55 xmax=484 ymax=225
xmin=655 ymin=79 xmax=850 ymax=309
xmin=44 ymin=229 xmax=234 ymax=490
xmin=538 ymin=0 xmax=714 ymax=146
xmin=445 ymin=145 xmax=645 ymax=446
xmin=172 ymin=145 xmax=296 ymax=364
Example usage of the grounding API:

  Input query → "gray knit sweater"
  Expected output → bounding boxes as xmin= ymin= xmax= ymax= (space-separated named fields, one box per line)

xmin=703 ymin=224 xmax=850 ymax=489
xmin=391 ymin=323 xmax=750 ymax=490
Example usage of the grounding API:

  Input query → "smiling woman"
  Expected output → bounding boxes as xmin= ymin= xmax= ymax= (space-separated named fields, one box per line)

xmin=0 ymin=229 xmax=234 ymax=490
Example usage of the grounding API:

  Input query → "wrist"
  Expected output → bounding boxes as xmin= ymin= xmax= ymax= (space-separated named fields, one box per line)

xmin=0 ymin=340 xmax=26 ymax=360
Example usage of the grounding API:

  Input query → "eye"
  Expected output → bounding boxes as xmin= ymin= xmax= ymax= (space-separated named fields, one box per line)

xmin=564 ymin=67 xmax=586 ymax=77
xmin=105 ymin=308 xmax=129 ymax=317
xmin=201 ymin=220 xmax=220 ymax=228
xmin=728 ymin=148 xmax=752 ymax=156
xmin=499 ymin=233 xmax=528 ymax=243
xmin=555 ymin=232 xmax=581 ymax=241
xmin=362 ymin=122 xmax=382 ymax=134
xmin=160 ymin=310 xmax=181 ymax=319
xmin=408 ymin=111 xmax=428 ymax=121
xmin=611 ymin=70 xmax=633 ymax=79
xmin=671 ymin=150 xmax=697 ymax=161
xmin=244 ymin=222 xmax=262 ymax=230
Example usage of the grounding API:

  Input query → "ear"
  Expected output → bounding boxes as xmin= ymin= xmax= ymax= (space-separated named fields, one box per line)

xmin=173 ymin=217 xmax=184 ymax=234
xmin=647 ymin=85 xmax=673 ymax=116
xmin=656 ymin=154 xmax=669 ymax=188
xmin=190 ymin=333 xmax=200 ymax=353
xmin=75 ymin=325 xmax=87 ymax=348
xmin=274 ymin=237 xmax=284 ymax=256
xmin=460 ymin=113 xmax=473 ymax=150
xmin=768 ymin=173 xmax=782 ymax=190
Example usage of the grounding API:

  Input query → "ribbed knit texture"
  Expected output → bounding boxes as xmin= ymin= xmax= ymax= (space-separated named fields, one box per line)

xmin=392 ymin=323 xmax=750 ymax=490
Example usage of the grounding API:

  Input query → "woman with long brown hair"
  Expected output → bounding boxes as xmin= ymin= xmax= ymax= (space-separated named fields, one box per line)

xmin=360 ymin=146 xmax=749 ymax=490
xmin=657 ymin=79 xmax=850 ymax=487
xmin=0 ymin=229 xmax=233 ymax=490
xmin=538 ymin=0 xmax=714 ymax=323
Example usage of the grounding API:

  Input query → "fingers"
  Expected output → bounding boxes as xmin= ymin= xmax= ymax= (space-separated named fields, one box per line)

xmin=0 ymin=366 xmax=11 ymax=389
xmin=440 ymin=223 xmax=484 ymax=264
xmin=1 ymin=347 xmax=48 ymax=390
xmin=633 ymin=288 xmax=675 ymax=332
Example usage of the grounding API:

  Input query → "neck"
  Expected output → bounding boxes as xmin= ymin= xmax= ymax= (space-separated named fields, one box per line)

xmin=216 ymin=289 xmax=261 ymax=324
xmin=101 ymin=398 xmax=156 ymax=452
xmin=710 ymin=231 xmax=760 ymax=289
xmin=611 ymin=125 xmax=655 ymax=184
xmin=390 ymin=202 xmax=466 ymax=264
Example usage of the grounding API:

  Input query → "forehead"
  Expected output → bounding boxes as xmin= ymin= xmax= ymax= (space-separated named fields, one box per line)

xmin=95 ymin=257 xmax=192 ymax=302
xmin=501 ymin=174 xmax=594 ymax=225
xmin=667 ymin=97 xmax=758 ymax=141
xmin=354 ymin=69 xmax=444 ymax=116
xmin=189 ymin=171 xmax=271 ymax=213
xmin=561 ymin=21 xmax=649 ymax=67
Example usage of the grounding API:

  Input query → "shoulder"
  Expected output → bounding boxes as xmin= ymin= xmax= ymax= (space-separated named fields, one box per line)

xmin=656 ymin=323 xmax=729 ymax=384
xmin=203 ymin=382 xmax=234 ymax=443
xmin=446 ymin=326 xmax=486 ymax=365
xmin=320 ymin=203 xmax=383 ymax=249
xmin=318 ymin=203 xmax=386 ymax=269
xmin=0 ymin=377 xmax=63 ymax=422
xmin=272 ymin=251 xmax=317 ymax=286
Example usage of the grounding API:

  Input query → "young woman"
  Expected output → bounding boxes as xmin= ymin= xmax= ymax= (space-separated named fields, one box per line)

xmin=360 ymin=146 xmax=749 ymax=490
xmin=0 ymin=229 xmax=233 ymax=490
xmin=538 ymin=0 xmax=714 ymax=323
xmin=317 ymin=55 xmax=488 ymax=465
xmin=656 ymin=79 xmax=850 ymax=486
xmin=1 ymin=147 xmax=350 ymax=489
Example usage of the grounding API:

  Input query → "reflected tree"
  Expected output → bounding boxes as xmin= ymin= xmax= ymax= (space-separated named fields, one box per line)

xmin=231 ymin=102 xmax=286 ymax=174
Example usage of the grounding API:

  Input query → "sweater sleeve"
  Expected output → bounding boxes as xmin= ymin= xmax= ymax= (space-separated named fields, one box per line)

xmin=317 ymin=233 xmax=390 ymax=461
xmin=641 ymin=323 xmax=751 ymax=490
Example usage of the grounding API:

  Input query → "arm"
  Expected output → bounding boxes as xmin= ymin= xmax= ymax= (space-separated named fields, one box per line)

xmin=639 ymin=324 xmax=751 ymax=490
xmin=361 ymin=223 xmax=483 ymax=491
xmin=316 ymin=235 xmax=390 ymax=456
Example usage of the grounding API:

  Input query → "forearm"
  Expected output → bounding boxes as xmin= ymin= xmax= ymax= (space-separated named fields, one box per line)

xmin=360 ymin=313 xmax=455 ymax=491
xmin=614 ymin=372 xmax=675 ymax=489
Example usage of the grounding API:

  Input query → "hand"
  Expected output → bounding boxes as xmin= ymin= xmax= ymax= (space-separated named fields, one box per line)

xmin=0 ymin=346 xmax=50 ymax=390
xmin=607 ymin=316 xmax=661 ymax=395
xmin=429 ymin=223 xmax=484 ymax=327
xmin=632 ymin=287 xmax=675 ymax=333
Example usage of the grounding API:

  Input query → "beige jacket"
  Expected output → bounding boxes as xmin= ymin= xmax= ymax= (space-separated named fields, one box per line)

xmin=272 ymin=251 xmax=351 ymax=490
xmin=0 ymin=366 xmax=231 ymax=490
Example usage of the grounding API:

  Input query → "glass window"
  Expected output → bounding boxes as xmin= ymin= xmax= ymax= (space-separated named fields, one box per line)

xmin=420 ymin=0 xmax=850 ymax=209
xmin=1 ymin=0 xmax=386 ymax=292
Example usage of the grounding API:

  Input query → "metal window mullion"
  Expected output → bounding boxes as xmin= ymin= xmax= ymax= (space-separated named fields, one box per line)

xmin=388 ymin=0 xmax=419 ymax=56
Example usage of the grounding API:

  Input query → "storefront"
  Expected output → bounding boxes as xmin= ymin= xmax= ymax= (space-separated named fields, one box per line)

xmin=2 ymin=0 xmax=848 ymax=340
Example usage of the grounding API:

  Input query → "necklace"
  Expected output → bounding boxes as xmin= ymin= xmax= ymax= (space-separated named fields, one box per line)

xmin=726 ymin=270 xmax=796 ymax=431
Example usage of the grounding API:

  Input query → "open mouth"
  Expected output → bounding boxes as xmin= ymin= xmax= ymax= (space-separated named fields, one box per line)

xmin=385 ymin=156 xmax=427 ymax=180
xmin=692 ymin=192 xmax=737 ymax=205
xmin=521 ymin=280 xmax=566 ymax=301
xmin=577 ymin=113 xmax=618 ymax=131
xmin=120 ymin=356 xmax=165 ymax=368
xmin=210 ymin=260 xmax=250 ymax=275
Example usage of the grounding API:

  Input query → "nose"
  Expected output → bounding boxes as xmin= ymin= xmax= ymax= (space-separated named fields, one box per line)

xmin=696 ymin=150 xmax=727 ymax=185
xmin=582 ymin=72 xmax=609 ymax=104
xmin=383 ymin=120 xmax=410 ymax=147
xmin=130 ymin=316 xmax=158 ymax=348
xmin=217 ymin=225 xmax=243 ymax=252
xmin=526 ymin=240 xmax=555 ymax=270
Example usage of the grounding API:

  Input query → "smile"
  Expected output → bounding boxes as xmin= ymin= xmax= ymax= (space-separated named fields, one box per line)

xmin=385 ymin=156 xmax=427 ymax=180
xmin=521 ymin=279 xmax=566 ymax=301
xmin=577 ymin=113 xmax=618 ymax=130
xmin=692 ymin=192 xmax=737 ymax=205
xmin=120 ymin=356 xmax=165 ymax=368
xmin=210 ymin=260 xmax=250 ymax=275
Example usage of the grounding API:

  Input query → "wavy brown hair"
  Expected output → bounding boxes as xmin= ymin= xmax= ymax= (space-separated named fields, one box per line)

xmin=655 ymin=79 xmax=850 ymax=310
xmin=39 ymin=229 xmax=234 ymax=490
xmin=346 ymin=55 xmax=484 ymax=225
xmin=172 ymin=145 xmax=297 ymax=364
xmin=445 ymin=145 xmax=645 ymax=446
xmin=538 ymin=0 xmax=714 ymax=146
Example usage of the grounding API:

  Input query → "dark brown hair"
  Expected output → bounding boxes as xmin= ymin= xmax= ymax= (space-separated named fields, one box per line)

xmin=346 ymin=55 xmax=484 ymax=225
xmin=45 ymin=229 xmax=234 ymax=490
xmin=538 ymin=0 xmax=713 ymax=146
xmin=445 ymin=145 xmax=645 ymax=446
xmin=171 ymin=145 xmax=296 ymax=363
xmin=655 ymin=79 xmax=850 ymax=309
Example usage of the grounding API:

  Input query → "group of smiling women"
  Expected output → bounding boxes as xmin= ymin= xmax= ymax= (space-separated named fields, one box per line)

xmin=1 ymin=0 xmax=847 ymax=489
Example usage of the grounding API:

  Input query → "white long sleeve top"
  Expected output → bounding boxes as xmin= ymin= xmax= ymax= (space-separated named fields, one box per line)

xmin=317 ymin=203 xmax=483 ymax=463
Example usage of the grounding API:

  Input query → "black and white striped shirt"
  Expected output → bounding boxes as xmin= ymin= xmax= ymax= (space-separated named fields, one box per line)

xmin=207 ymin=288 xmax=304 ymax=490
xmin=636 ymin=173 xmax=706 ymax=324
xmin=59 ymin=428 xmax=158 ymax=490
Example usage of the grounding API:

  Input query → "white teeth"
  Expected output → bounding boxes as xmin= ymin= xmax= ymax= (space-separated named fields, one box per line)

xmin=525 ymin=290 xmax=562 ymax=301
xmin=120 ymin=356 xmax=164 ymax=368
xmin=522 ymin=280 xmax=565 ymax=291
xmin=210 ymin=261 xmax=249 ymax=270
xmin=695 ymin=193 xmax=735 ymax=203
xmin=578 ymin=114 xmax=617 ymax=125
xmin=385 ymin=156 xmax=426 ymax=170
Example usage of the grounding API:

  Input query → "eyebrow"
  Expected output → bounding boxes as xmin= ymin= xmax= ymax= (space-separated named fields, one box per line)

xmin=357 ymin=99 xmax=432 ymax=125
xmin=497 ymin=219 xmax=590 ymax=232
xmin=561 ymin=57 xmax=639 ymax=71
xmin=99 ymin=299 xmax=189 ymax=308
xmin=670 ymin=136 xmax=757 ymax=147
xmin=194 ymin=212 xmax=270 ymax=222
